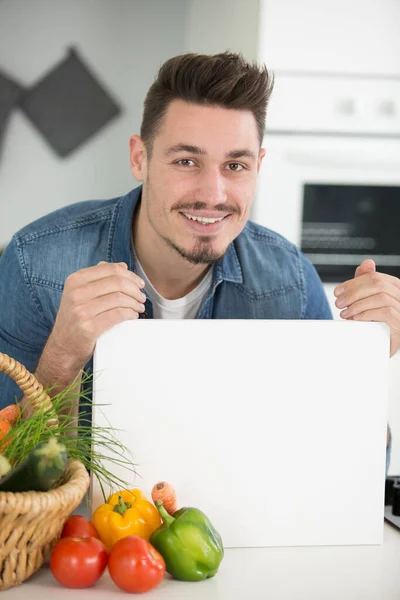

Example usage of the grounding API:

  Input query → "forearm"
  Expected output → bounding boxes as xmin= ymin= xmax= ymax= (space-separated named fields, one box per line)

xmin=36 ymin=336 xmax=82 ymax=393
xmin=19 ymin=339 xmax=82 ymax=424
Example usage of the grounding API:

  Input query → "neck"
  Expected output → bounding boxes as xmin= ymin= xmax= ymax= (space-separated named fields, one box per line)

xmin=132 ymin=202 xmax=211 ymax=300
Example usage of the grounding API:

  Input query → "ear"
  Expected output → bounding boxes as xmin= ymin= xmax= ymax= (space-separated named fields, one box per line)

xmin=129 ymin=135 xmax=147 ymax=181
xmin=257 ymin=148 xmax=266 ymax=173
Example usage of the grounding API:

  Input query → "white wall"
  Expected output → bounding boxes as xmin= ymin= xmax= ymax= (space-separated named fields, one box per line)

xmin=0 ymin=0 xmax=187 ymax=246
xmin=259 ymin=0 xmax=400 ymax=75
xmin=185 ymin=0 xmax=260 ymax=61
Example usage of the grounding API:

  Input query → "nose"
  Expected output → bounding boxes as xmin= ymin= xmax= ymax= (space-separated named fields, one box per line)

xmin=194 ymin=167 xmax=228 ymax=206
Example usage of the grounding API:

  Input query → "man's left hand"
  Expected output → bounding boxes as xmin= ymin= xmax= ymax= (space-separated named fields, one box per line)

xmin=334 ymin=259 xmax=400 ymax=357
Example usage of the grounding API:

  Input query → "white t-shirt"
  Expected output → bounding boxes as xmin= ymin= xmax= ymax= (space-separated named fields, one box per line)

xmin=134 ymin=254 xmax=213 ymax=319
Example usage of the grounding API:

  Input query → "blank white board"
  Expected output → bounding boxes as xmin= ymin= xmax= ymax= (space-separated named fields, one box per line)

xmin=92 ymin=320 xmax=389 ymax=548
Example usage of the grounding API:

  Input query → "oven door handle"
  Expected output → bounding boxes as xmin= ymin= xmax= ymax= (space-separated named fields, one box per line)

xmin=287 ymin=151 xmax=399 ymax=170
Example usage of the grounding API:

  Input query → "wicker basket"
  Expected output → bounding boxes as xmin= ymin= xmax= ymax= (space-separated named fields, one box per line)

xmin=0 ymin=352 xmax=90 ymax=591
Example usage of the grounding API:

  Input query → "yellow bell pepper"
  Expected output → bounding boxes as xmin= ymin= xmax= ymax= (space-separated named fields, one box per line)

xmin=92 ymin=488 xmax=162 ymax=549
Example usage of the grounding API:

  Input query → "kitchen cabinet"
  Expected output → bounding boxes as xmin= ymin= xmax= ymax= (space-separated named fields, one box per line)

xmin=259 ymin=0 xmax=400 ymax=75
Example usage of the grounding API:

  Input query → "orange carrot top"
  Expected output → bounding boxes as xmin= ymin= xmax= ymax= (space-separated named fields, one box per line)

xmin=151 ymin=482 xmax=177 ymax=515
xmin=0 ymin=419 xmax=12 ymax=451
xmin=0 ymin=404 xmax=20 ymax=426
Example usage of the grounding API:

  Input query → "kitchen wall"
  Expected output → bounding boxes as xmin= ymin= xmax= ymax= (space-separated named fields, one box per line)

xmin=259 ymin=0 xmax=400 ymax=75
xmin=0 ymin=0 xmax=187 ymax=246
xmin=185 ymin=0 xmax=260 ymax=60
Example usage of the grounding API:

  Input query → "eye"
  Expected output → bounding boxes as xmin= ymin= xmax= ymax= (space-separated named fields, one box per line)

xmin=176 ymin=159 xmax=196 ymax=167
xmin=227 ymin=163 xmax=245 ymax=171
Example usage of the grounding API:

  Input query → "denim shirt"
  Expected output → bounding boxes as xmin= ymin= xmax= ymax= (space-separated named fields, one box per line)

xmin=0 ymin=184 xmax=332 ymax=398
xmin=0 ymin=186 xmax=392 ymax=473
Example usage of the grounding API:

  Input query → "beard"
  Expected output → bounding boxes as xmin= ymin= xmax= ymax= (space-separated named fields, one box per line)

xmin=162 ymin=234 xmax=225 ymax=265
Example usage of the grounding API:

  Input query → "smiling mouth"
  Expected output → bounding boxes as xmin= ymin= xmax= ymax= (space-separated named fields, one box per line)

xmin=180 ymin=212 xmax=229 ymax=225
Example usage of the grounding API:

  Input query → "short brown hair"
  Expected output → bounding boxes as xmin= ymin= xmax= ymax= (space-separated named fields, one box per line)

xmin=140 ymin=52 xmax=274 ymax=156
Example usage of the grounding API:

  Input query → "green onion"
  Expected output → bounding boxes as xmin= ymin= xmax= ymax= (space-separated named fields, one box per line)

xmin=2 ymin=371 xmax=137 ymax=501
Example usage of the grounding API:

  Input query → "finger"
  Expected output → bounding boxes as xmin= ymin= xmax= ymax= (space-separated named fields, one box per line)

xmin=91 ymin=307 xmax=140 ymax=338
xmin=77 ymin=292 xmax=146 ymax=321
xmin=335 ymin=277 xmax=400 ymax=308
xmin=352 ymin=306 xmax=400 ymax=328
xmin=335 ymin=271 xmax=400 ymax=298
xmin=97 ymin=261 xmax=127 ymax=267
xmin=354 ymin=259 xmax=375 ymax=278
xmin=72 ymin=275 xmax=147 ymax=305
xmin=67 ymin=263 xmax=145 ymax=292
xmin=339 ymin=293 xmax=400 ymax=319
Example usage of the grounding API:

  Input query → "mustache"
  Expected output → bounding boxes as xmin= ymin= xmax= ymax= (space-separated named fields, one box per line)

xmin=173 ymin=201 xmax=240 ymax=214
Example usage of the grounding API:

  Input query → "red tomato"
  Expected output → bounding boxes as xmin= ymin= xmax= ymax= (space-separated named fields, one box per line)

xmin=108 ymin=536 xmax=165 ymax=593
xmin=60 ymin=515 xmax=100 ymax=539
xmin=50 ymin=537 xmax=108 ymax=588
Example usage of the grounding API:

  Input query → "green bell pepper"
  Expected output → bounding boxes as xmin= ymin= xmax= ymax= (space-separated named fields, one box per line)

xmin=150 ymin=500 xmax=224 ymax=581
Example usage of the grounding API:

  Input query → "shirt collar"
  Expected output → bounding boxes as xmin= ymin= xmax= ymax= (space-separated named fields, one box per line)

xmin=111 ymin=185 xmax=243 ymax=285
xmin=214 ymin=242 xmax=243 ymax=284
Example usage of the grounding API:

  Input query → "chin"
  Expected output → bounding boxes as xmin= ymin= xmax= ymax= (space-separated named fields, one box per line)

xmin=168 ymin=237 xmax=228 ymax=265
xmin=181 ymin=248 xmax=224 ymax=266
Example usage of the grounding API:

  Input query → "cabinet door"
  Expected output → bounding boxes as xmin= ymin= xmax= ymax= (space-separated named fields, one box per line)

xmin=259 ymin=0 xmax=400 ymax=75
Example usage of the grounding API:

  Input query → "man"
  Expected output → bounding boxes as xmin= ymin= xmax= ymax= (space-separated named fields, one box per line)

xmin=0 ymin=53 xmax=398 ymax=468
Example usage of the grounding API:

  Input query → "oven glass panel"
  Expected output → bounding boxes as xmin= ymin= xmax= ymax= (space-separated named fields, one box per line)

xmin=301 ymin=184 xmax=400 ymax=282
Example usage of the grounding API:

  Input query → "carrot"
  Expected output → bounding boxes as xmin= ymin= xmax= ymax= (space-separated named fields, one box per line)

xmin=151 ymin=481 xmax=177 ymax=515
xmin=0 ymin=404 xmax=20 ymax=426
xmin=0 ymin=419 xmax=12 ymax=451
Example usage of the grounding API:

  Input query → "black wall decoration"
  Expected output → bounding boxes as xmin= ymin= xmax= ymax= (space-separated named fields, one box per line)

xmin=0 ymin=73 xmax=24 ymax=160
xmin=0 ymin=47 xmax=122 ymax=160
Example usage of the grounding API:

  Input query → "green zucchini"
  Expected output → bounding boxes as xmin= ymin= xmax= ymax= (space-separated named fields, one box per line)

xmin=0 ymin=437 xmax=68 ymax=492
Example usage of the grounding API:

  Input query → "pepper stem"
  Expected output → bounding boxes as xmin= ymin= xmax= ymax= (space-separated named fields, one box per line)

xmin=113 ymin=495 xmax=132 ymax=515
xmin=155 ymin=500 xmax=175 ymax=525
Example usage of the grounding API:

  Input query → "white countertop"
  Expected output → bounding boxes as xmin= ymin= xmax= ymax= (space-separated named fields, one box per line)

xmin=4 ymin=523 xmax=400 ymax=600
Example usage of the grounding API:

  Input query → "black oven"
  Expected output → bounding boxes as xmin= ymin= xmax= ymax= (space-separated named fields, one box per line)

xmin=300 ymin=183 xmax=400 ymax=282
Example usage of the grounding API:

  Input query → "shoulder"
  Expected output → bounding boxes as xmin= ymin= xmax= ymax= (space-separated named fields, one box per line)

xmin=11 ymin=194 xmax=125 ymax=290
xmin=234 ymin=220 xmax=331 ymax=318
xmin=238 ymin=219 xmax=299 ymax=255
xmin=235 ymin=219 xmax=304 ymax=291
xmin=15 ymin=196 xmax=121 ymax=243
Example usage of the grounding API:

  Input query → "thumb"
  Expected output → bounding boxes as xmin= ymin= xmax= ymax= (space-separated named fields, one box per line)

xmin=355 ymin=259 xmax=376 ymax=278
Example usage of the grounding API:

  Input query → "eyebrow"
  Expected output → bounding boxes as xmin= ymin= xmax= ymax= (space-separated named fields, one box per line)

xmin=227 ymin=149 xmax=257 ymax=161
xmin=166 ymin=144 xmax=206 ymax=156
xmin=165 ymin=144 xmax=257 ymax=161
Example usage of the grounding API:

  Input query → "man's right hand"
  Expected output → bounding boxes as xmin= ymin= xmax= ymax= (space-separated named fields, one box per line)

xmin=35 ymin=261 xmax=146 ymax=389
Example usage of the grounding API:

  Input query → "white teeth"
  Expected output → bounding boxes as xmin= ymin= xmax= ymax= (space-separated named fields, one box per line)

xmin=182 ymin=213 xmax=224 ymax=224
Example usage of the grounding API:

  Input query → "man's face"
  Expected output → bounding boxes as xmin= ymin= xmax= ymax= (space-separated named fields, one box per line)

xmin=131 ymin=100 xmax=265 ymax=265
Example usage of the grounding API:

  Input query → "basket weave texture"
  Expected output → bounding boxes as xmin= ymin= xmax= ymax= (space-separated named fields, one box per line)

xmin=0 ymin=352 xmax=90 ymax=591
